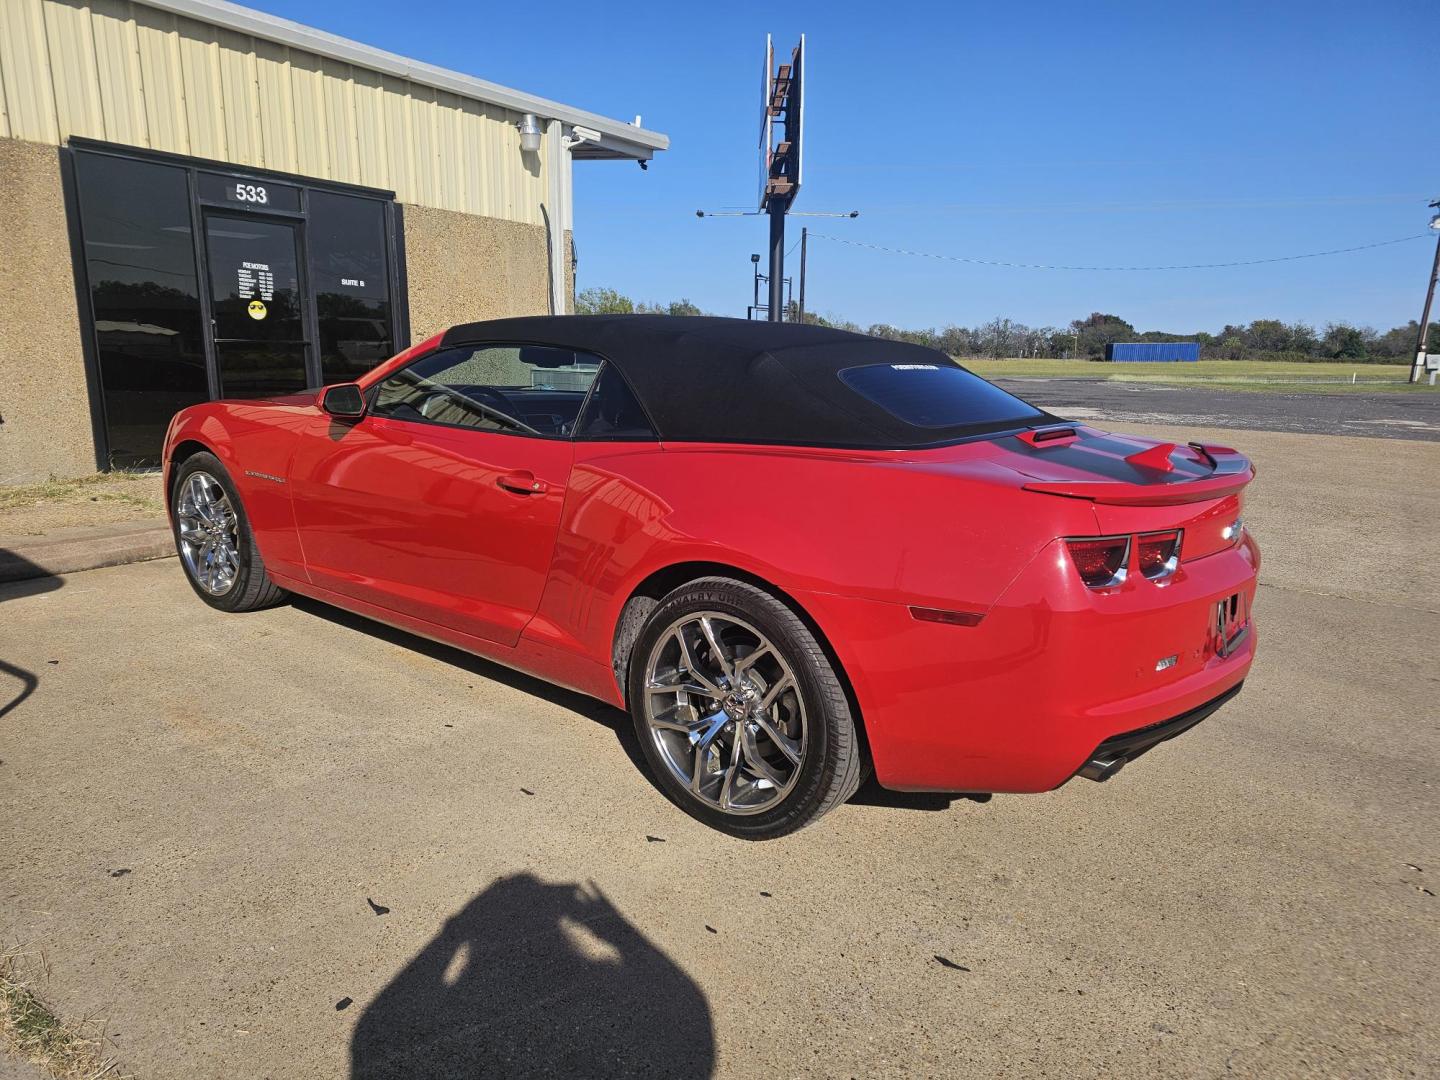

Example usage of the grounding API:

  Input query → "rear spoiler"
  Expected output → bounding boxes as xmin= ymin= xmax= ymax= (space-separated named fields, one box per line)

xmin=1022 ymin=443 xmax=1254 ymax=506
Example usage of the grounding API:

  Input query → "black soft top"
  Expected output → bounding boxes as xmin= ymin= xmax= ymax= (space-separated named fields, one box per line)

xmin=440 ymin=315 xmax=1047 ymax=448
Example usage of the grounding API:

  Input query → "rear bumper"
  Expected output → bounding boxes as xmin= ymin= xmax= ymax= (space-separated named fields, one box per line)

xmin=795 ymin=531 xmax=1259 ymax=794
xmin=1074 ymin=682 xmax=1242 ymax=782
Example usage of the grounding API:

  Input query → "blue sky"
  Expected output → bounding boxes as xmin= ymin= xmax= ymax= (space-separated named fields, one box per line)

xmin=261 ymin=0 xmax=1437 ymax=333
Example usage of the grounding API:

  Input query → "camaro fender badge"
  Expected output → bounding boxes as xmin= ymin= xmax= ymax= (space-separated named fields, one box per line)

xmin=244 ymin=469 xmax=287 ymax=484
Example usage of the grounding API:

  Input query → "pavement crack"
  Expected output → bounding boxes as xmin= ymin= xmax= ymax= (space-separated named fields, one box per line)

xmin=1256 ymin=580 xmax=1439 ymax=616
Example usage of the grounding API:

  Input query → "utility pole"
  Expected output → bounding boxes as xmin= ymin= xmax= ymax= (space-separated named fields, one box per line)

xmin=798 ymin=227 xmax=808 ymax=322
xmin=1409 ymin=199 xmax=1440 ymax=384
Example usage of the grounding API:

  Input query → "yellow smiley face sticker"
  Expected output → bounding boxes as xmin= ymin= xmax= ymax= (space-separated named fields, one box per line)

xmin=247 ymin=299 xmax=268 ymax=320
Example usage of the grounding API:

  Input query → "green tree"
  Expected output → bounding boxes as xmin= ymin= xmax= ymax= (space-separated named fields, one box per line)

xmin=1324 ymin=323 xmax=1368 ymax=360
xmin=1245 ymin=319 xmax=1292 ymax=354
xmin=1070 ymin=312 xmax=1135 ymax=358
xmin=575 ymin=287 xmax=635 ymax=315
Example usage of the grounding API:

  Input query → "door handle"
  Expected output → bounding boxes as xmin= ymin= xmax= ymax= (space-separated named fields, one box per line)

xmin=497 ymin=470 xmax=547 ymax=495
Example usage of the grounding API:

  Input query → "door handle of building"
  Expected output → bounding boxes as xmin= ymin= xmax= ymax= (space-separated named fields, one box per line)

xmin=497 ymin=471 xmax=547 ymax=495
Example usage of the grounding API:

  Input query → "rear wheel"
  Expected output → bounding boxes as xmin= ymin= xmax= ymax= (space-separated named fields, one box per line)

xmin=628 ymin=577 xmax=863 ymax=839
xmin=171 ymin=452 xmax=287 ymax=612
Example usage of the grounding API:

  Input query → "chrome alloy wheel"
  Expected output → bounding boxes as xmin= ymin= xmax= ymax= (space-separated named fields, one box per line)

xmin=642 ymin=612 xmax=808 ymax=815
xmin=175 ymin=471 xmax=240 ymax=596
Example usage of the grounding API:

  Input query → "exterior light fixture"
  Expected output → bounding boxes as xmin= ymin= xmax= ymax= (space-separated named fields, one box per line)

xmin=1429 ymin=212 xmax=1440 ymax=232
xmin=517 ymin=113 xmax=543 ymax=154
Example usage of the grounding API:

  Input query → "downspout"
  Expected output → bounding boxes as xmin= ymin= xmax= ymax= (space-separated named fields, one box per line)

xmin=544 ymin=119 xmax=572 ymax=316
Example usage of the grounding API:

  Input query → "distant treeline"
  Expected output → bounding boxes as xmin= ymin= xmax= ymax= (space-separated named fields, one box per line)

xmin=575 ymin=287 xmax=1435 ymax=363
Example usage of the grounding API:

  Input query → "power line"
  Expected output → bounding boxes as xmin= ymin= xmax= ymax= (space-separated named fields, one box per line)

xmin=808 ymin=232 xmax=1434 ymax=272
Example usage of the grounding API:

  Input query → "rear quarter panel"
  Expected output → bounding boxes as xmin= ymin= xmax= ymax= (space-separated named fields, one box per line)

xmin=524 ymin=441 xmax=1100 ymax=698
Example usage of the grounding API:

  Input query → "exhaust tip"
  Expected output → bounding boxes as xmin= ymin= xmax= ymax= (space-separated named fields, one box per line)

xmin=1078 ymin=755 xmax=1127 ymax=782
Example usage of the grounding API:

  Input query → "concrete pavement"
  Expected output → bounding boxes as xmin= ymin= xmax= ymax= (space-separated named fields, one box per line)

xmin=1 ymin=427 xmax=1437 ymax=1078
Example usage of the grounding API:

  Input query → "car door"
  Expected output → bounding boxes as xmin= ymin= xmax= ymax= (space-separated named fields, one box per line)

xmin=287 ymin=342 xmax=600 ymax=646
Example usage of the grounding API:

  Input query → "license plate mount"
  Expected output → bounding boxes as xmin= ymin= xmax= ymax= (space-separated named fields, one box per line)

xmin=1213 ymin=591 xmax=1249 ymax=658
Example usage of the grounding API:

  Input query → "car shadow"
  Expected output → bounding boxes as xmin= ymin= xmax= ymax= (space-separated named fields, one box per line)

xmin=350 ymin=873 xmax=715 ymax=1079
xmin=289 ymin=596 xmax=988 ymax=819
xmin=0 ymin=551 xmax=64 ymax=720
xmin=289 ymin=597 xmax=654 ymax=782
xmin=847 ymin=776 xmax=993 ymax=812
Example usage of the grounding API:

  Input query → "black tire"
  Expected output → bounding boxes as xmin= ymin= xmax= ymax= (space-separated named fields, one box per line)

xmin=170 ymin=451 xmax=288 ymax=612
xmin=627 ymin=577 xmax=863 ymax=840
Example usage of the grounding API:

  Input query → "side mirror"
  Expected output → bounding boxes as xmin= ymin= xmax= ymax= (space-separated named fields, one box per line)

xmin=321 ymin=383 xmax=366 ymax=419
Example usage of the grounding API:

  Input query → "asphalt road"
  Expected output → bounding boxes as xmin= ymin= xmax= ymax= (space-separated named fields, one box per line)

xmin=1 ymin=426 xmax=1437 ymax=1079
xmin=995 ymin=377 xmax=1440 ymax=441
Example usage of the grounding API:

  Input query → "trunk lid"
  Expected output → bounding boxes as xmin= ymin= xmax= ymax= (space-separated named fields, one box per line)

xmin=978 ymin=424 xmax=1254 ymax=562
xmin=982 ymin=425 xmax=1253 ymax=506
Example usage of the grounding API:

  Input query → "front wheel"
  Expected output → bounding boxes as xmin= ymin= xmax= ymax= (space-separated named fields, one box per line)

xmin=628 ymin=577 xmax=863 ymax=839
xmin=171 ymin=451 xmax=288 ymax=612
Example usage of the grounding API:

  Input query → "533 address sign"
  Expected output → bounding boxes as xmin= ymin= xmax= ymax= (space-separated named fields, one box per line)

xmin=197 ymin=171 xmax=301 ymax=212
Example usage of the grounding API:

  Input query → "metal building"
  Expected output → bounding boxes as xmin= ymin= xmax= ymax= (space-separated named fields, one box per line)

xmin=0 ymin=0 xmax=667 ymax=481
xmin=1105 ymin=342 xmax=1201 ymax=362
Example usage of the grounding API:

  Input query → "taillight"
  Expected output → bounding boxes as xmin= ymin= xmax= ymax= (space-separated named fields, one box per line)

xmin=1136 ymin=530 xmax=1183 ymax=580
xmin=1065 ymin=536 xmax=1129 ymax=589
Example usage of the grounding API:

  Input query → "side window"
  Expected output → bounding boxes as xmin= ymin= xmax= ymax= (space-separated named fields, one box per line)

xmin=574 ymin=363 xmax=657 ymax=440
xmin=370 ymin=344 xmax=601 ymax=436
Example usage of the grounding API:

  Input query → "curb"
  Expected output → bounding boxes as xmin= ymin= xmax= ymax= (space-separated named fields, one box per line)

xmin=0 ymin=520 xmax=174 ymax=584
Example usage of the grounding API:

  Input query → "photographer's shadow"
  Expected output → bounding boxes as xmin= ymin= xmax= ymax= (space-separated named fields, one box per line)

xmin=351 ymin=873 xmax=715 ymax=1079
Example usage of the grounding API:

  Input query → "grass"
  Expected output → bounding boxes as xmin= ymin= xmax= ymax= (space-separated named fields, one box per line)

xmin=0 ymin=472 xmax=161 ymax=513
xmin=962 ymin=357 xmax=1431 ymax=393
xmin=0 ymin=949 xmax=125 ymax=1079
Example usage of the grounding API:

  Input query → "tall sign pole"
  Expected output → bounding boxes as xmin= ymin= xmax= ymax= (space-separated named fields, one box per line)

xmin=760 ymin=35 xmax=804 ymax=322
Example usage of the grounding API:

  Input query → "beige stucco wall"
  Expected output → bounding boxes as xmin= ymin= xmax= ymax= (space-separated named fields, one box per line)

xmin=402 ymin=203 xmax=574 ymax=343
xmin=0 ymin=137 xmax=96 ymax=484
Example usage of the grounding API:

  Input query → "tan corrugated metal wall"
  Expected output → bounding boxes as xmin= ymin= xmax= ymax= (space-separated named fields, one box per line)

xmin=0 ymin=0 xmax=555 ymax=225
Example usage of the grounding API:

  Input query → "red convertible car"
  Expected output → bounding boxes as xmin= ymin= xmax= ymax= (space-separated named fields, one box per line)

xmin=163 ymin=316 xmax=1258 ymax=839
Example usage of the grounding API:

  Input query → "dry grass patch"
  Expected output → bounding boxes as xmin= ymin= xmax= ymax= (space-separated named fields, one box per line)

xmin=0 ymin=472 xmax=164 ymax=537
xmin=0 ymin=948 xmax=128 ymax=1079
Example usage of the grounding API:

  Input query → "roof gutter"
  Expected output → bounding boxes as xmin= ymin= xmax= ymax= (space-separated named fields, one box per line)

xmin=134 ymin=0 xmax=670 ymax=161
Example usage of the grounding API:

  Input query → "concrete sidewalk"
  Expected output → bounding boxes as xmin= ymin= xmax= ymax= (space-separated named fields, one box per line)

xmin=0 ymin=470 xmax=169 ymax=584
xmin=0 ymin=520 xmax=172 ymax=584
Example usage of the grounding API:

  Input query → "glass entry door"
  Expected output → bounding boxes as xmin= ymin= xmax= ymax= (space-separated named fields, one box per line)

xmin=203 ymin=213 xmax=313 ymax=397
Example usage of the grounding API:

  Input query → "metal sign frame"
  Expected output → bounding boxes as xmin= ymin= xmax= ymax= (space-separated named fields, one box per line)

xmin=759 ymin=34 xmax=803 ymax=212
xmin=758 ymin=35 xmax=773 ymax=211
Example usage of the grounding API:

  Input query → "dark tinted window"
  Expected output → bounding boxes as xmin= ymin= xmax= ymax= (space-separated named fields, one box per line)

xmin=574 ymin=364 xmax=656 ymax=440
xmin=308 ymin=191 xmax=394 ymax=383
xmin=372 ymin=345 xmax=600 ymax=436
xmin=74 ymin=152 xmax=208 ymax=468
xmin=838 ymin=363 xmax=1043 ymax=429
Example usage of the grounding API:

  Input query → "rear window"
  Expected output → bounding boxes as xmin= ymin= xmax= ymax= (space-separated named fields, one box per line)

xmin=838 ymin=363 xmax=1044 ymax=429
